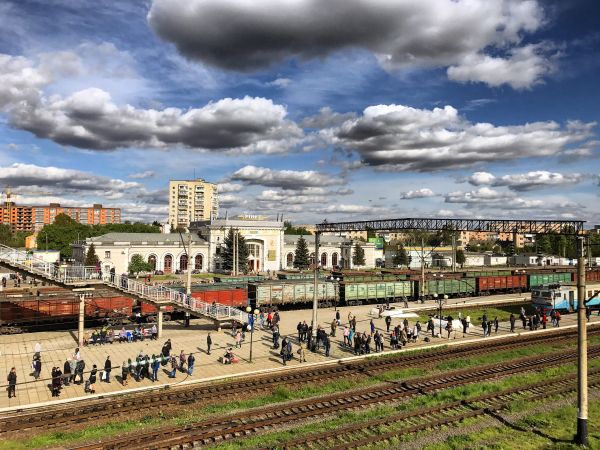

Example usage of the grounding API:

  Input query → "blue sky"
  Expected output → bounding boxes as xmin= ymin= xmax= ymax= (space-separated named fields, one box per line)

xmin=0 ymin=0 xmax=599 ymax=225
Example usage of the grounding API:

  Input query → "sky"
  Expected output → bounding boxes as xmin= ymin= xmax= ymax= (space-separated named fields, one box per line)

xmin=0 ymin=0 xmax=599 ymax=226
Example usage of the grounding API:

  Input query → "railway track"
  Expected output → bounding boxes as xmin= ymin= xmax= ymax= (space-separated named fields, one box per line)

xmin=2 ymin=325 xmax=595 ymax=434
xmin=277 ymin=369 xmax=600 ymax=450
xmin=69 ymin=344 xmax=600 ymax=450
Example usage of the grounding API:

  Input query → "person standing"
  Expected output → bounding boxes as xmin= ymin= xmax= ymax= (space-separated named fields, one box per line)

xmin=370 ymin=319 xmax=375 ymax=335
xmin=63 ymin=359 xmax=71 ymax=386
xmin=7 ymin=367 xmax=16 ymax=399
xmin=324 ymin=335 xmax=331 ymax=357
xmin=207 ymin=332 xmax=212 ymax=355
xmin=235 ymin=330 xmax=242 ymax=349
xmin=122 ymin=360 xmax=129 ymax=386
xmin=509 ymin=314 xmax=516 ymax=333
xmin=88 ymin=365 xmax=98 ymax=394
xmin=152 ymin=356 xmax=160 ymax=381
xmin=187 ymin=353 xmax=195 ymax=376
xmin=385 ymin=315 xmax=392 ymax=333
xmin=32 ymin=356 xmax=42 ymax=380
xmin=179 ymin=350 xmax=186 ymax=372
xmin=104 ymin=356 xmax=112 ymax=383
xmin=494 ymin=317 xmax=499 ymax=333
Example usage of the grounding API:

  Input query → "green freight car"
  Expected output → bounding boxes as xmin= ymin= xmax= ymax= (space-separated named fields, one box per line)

xmin=463 ymin=270 xmax=512 ymax=277
xmin=214 ymin=276 xmax=265 ymax=283
xmin=527 ymin=272 xmax=572 ymax=289
xmin=417 ymin=278 xmax=477 ymax=298
xmin=248 ymin=281 xmax=337 ymax=307
xmin=340 ymin=281 xmax=413 ymax=306
xmin=277 ymin=273 xmax=315 ymax=280
xmin=341 ymin=274 xmax=406 ymax=282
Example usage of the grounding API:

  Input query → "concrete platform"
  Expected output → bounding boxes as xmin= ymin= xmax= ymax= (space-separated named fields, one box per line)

xmin=0 ymin=294 xmax=595 ymax=412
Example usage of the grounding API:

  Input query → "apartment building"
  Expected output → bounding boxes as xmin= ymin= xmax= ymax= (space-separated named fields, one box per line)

xmin=0 ymin=202 xmax=121 ymax=232
xmin=168 ymin=179 xmax=219 ymax=229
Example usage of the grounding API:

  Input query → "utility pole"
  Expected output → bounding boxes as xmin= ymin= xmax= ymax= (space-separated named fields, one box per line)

xmin=452 ymin=234 xmax=456 ymax=273
xmin=420 ymin=237 xmax=425 ymax=302
xmin=311 ymin=232 xmax=321 ymax=348
xmin=232 ymin=229 xmax=237 ymax=276
xmin=576 ymin=236 xmax=588 ymax=446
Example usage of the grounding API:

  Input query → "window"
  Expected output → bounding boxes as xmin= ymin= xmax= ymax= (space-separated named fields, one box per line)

xmin=332 ymin=252 xmax=339 ymax=267
xmin=180 ymin=255 xmax=188 ymax=271
xmin=248 ymin=244 xmax=260 ymax=258
xmin=105 ymin=251 xmax=111 ymax=258
xmin=164 ymin=255 xmax=173 ymax=273
xmin=321 ymin=253 xmax=328 ymax=267
xmin=195 ymin=254 xmax=203 ymax=270
xmin=148 ymin=255 xmax=156 ymax=270
xmin=286 ymin=253 xmax=294 ymax=267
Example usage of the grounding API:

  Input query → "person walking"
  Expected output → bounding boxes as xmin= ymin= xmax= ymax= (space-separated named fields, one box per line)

xmin=104 ymin=356 xmax=112 ymax=383
xmin=206 ymin=332 xmax=212 ymax=355
xmin=370 ymin=319 xmax=375 ymax=335
xmin=330 ymin=319 xmax=337 ymax=337
xmin=7 ymin=367 xmax=16 ymax=399
xmin=509 ymin=314 xmax=516 ymax=333
xmin=494 ymin=317 xmax=499 ymax=333
xmin=32 ymin=356 xmax=41 ymax=380
xmin=482 ymin=320 xmax=488 ymax=337
xmin=385 ymin=315 xmax=392 ymax=333
xmin=343 ymin=327 xmax=349 ymax=346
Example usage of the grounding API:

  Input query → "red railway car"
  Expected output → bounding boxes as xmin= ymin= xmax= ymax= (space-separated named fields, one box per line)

xmin=0 ymin=296 xmax=134 ymax=328
xmin=476 ymin=275 xmax=527 ymax=294
xmin=190 ymin=287 xmax=248 ymax=308
xmin=140 ymin=302 xmax=174 ymax=316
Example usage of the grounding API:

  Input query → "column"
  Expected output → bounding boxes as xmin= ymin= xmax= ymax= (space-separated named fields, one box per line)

xmin=78 ymin=294 xmax=85 ymax=347
xmin=157 ymin=306 xmax=164 ymax=339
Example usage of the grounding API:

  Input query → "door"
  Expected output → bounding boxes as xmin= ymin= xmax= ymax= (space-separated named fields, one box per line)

xmin=569 ymin=290 xmax=575 ymax=311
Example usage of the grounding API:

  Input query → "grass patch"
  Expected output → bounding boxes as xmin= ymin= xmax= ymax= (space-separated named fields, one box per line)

xmin=10 ymin=334 xmax=596 ymax=449
xmin=417 ymin=304 xmax=531 ymax=325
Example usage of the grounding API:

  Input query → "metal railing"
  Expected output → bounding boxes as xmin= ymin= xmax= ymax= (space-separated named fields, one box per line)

xmin=0 ymin=244 xmax=246 ymax=323
xmin=104 ymin=274 xmax=246 ymax=322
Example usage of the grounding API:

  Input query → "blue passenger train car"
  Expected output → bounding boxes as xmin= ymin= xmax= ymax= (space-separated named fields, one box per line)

xmin=531 ymin=283 xmax=600 ymax=312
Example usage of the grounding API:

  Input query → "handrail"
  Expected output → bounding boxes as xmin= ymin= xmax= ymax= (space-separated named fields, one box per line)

xmin=0 ymin=244 xmax=246 ymax=323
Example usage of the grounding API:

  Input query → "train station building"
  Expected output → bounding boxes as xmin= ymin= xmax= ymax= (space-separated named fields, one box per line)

xmin=72 ymin=216 xmax=377 ymax=274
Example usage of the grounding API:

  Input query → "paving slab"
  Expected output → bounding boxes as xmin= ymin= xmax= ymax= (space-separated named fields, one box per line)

xmin=0 ymin=295 xmax=596 ymax=412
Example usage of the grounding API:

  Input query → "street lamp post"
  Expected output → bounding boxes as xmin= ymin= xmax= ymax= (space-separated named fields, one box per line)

xmin=246 ymin=306 xmax=260 ymax=362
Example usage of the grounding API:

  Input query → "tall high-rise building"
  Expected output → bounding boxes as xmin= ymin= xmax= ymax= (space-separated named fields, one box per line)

xmin=168 ymin=179 xmax=219 ymax=229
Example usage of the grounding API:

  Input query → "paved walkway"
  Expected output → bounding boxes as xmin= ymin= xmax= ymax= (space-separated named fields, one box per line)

xmin=0 ymin=294 xmax=595 ymax=411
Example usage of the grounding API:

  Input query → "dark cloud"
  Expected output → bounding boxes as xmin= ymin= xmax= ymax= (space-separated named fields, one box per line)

xmin=149 ymin=0 xmax=553 ymax=88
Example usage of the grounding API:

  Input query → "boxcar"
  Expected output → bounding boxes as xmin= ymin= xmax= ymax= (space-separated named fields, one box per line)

xmin=248 ymin=281 xmax=336 ymax=308
xmin=417 ymin=278 xmax=476 ymax=298
xmin=340 ymin=281 xmax=413 ymax=306
xmin=476 ymin=275 xmax=527 ymax=294
xmin=527 ymin=272 xmax=571 ymax=289
xmin=214 ymin=275 xmax=265 ymax=283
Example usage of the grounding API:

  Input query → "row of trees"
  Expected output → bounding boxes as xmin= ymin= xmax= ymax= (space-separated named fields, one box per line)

xmin=38 ymin=214 xmax=161 ymax=258
xmin=0 ymin=224 xmax=30 ymax=248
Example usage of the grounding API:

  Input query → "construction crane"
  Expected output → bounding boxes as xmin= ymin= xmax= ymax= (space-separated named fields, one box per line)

xmin=2 ymin=186 xmax=54 ymax=232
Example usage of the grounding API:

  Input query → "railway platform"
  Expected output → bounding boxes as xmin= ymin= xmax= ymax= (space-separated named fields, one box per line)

xmin=0 ymin=296 xmax=597 ymax=411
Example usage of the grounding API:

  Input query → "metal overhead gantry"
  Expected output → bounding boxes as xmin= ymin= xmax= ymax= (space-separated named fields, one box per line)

xmin=312 ymin=217 xmax=588 ymax=446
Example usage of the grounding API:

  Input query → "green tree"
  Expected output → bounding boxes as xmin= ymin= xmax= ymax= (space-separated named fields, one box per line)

xmin=366 ymin=226 xmax=376 ymax=239
xmin=352 ymin=242 xmax=366 ymax=266
xmin=284 ymin=221 xmax=313 ymax=235
xmin=393 ymin=244 xmax=409 ymax=267
xmin=84 ymin=243 xmax=100 ymax=266
xmin=293 ymin=236 xmax=310 ymax=269
xmin=128 ymin=253 xmax=152 ymax=275
xmin=455 ymin=249 xmax=466 ymax=268
xmin=223 ymin=228 xmax=249 ymax=273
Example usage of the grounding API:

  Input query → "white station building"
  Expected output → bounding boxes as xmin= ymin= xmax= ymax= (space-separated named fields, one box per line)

xmin=72 ymin=216 xmax=377 ymax=275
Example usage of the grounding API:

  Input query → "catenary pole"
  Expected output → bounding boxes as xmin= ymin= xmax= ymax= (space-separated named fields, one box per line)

xmin=576 ymin=236 xmax=588 ymax=445
xmin=311 ymin=232 xmax=320 ymax=346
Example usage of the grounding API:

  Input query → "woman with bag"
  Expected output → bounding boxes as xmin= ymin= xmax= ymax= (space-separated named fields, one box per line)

xmin=88 ymin=364 xmax=97 ymax=394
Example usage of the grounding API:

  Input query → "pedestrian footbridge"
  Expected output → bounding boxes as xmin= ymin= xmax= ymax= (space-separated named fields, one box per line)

xmin=0 ymin=244 xmax=246 ymax=325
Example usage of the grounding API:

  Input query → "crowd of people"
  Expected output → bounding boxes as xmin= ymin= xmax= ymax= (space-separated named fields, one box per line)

xmin=5 ymin=301 xmax=597 ymax=401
